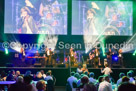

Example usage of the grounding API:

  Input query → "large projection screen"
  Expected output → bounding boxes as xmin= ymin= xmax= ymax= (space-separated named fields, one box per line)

xmin=4 ymin=0 xmax=67 ymax=34
xmin=72 ymin=0 xmax=133 ymax=36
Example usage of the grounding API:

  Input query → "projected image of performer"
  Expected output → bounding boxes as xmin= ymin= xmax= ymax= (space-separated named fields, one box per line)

xmin=18 ymin=7 xmax=38 ymax=34
xmin=84 ymin=9 xmax=98 ymax=35
xmin=39 ymin=0 xmax=61 ymax=34
xmin=84 ymin=2 xmax=100 ymax=35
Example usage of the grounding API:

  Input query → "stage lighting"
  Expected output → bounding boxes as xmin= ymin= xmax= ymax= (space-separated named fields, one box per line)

xmin=5 ymin=48 xmax=9 ymax=55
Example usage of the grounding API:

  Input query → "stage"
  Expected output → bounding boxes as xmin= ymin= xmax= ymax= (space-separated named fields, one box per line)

xmin=0 ymin=67 xmax=136 ymax=86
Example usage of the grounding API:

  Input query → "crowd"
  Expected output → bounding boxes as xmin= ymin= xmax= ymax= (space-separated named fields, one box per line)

xmin=0 ymin=64 xmax=136 ymax=91
xmin=0 ymin=70 xmax=56 ymax=91
xmin=67 ymin=64 xmax=136 ymax=91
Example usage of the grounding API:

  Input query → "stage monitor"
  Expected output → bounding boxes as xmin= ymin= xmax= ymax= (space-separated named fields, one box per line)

xmin=4 ymin=0 xmax=67 ymax=35
xmin=72 ymin=0 xmax=133 ymax=36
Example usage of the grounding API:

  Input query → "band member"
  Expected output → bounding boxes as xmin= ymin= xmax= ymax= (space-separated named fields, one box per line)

xmin=88 ymin=51 xmax=94 ymax=66
xmin=105 ymin=48 xmax=114 ymax=67
xmin=20 ymin=47 xmax=25 ymax=62
xmin=69 ymin=47 xmax=75 ymax=66
xmin=35 ymin=50 xmax=40 ymax=57
xmin=114 ymin=48 xmax=123 ymax=68
xmin=45 ymin=48 xmax=53 ymax=66
xmin=18 ymin=6 xmax=38 ymax=34
xmin=93 ymin=48 xmax=100 ymax=68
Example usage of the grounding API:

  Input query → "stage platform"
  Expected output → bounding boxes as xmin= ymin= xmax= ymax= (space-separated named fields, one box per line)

xmin=0 ymin=67 xmax=136 ymax=86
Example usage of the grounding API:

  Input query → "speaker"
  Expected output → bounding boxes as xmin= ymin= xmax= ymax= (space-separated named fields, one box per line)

xmin=6 ymin=63 xmax=14 ymax=67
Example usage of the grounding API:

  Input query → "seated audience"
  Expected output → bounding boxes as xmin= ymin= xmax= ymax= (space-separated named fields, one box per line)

xmin=34 ymin=71 xmax=44 ymax=81
xmin=117 ymin=72 xmax=125 ymax=86
xmin=83 ymin=83 xmax=97 ymax=91
xmin=89 ymin=72 xmax=96 ymax=84
xmin=24 ymin=75 xmax=37 ymax=91
xmin=118 ymin=82 xmax=136 ymax=91
xmin=95 ymin=76 xmax=104 ymax=90
xmin=48 ymin=70 xmax=56 ymax=85
xmin=67 ymin=72 xmax=77 ymax=88
xmin=98 ymin=75 xmax=112 ymax=91
xmin=9 ymin=76 xmax=26 ymax=91
xmin=81 ymin=64 xmax=88 ymax=73
xmin=78 ymin=76 xmax=89 ymax=88
xmin=40 ymin=70 xmax=46 ymax=79
xmin=122 ymin=76 xmax=130 ymax=83
xmin=127 ymin=71 xmax=135 ymax=84
xmin=36 ymin=80 xmax=46 ymax=91
xmin=77 ymin=65 xmax=83 ymax=74
xmin=45 ymin=72 xmax=53 ymax=81
xmin=14 ymin=70 xmax=21 ymax=80
xmin=0 ymin=71 xmax=7 ymax=81
xmin=6 ymin=70 xmax=15 ymax=81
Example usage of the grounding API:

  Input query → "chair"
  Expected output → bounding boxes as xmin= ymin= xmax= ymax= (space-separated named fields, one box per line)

xmin=66 ymin=82 xmax=72 ymax=91
xmin=47 ymin=80 xmax=54 ymax=91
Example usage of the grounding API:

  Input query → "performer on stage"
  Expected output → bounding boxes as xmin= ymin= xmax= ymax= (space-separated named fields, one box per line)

xmin=45 ymin=48 xmax=53 ymax=66
xmin=114 ymin=47 xmax=124 ymax=68
xmin=20 ymin=47 xmax=26 ymax=62
xmin=69 ymin=47 xmax=75 ymax=66
xmin=88 ymin=51 xmax=94 ymax=67
xmin=105 ymin=48 xmax=114 ymax=67
xmin=93 ymin=48 xmax=100 ymax=68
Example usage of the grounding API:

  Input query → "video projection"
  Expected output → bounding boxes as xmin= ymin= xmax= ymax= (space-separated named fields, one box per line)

xmin=72 ymin=0 xmax=133 ymax=35
xmin=4 ymin=0 xmax=67 ymax=34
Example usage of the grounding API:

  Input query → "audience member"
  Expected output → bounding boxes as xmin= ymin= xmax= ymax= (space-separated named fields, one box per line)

xmin=79 ymin=76 xmax=89 ymax=88
xmin=34 ymin=71 xmax=44 ymax=81
xmin=81 ymin=64 xmax=88 ymax=73
xmin=127 ymin=71 xmax=135 ymax=84
xmin=122 ymin=76 xmax=130 ymax=83
xmin=67 ymin=72 xmax=77 ymax=88
xmin=98 ymin=75 xmax=112 ymax=91
xmin=40 ymin=70 xmax=46 ymax=79
xmin=9 ymin=76 xmax=26 ymax=91
xmin=45 ymin=72 xmax=53 ymax=81
xmin=24 ymin=75 xmax=37 ymax=91
xmin=117 ymin=72 xmax=125 ymax=86
xmin=0 ymin=71 xmax=7 ymax=81
xmin=6 ymin=70 xmax=15 ymax=81
xmin=83 ymin=83 xmax=97 ymax=91
xmin=118 ymin=82 xmax=136 ymax=91
xmin=89 ymin=72 xmax=96 ymax=84
xmin=36 ymin=80 xmax=46 ymax=91
xmin=77 ymin=65 xmax=83 ymax=74
xmin=101 ymin=64 xmax=112 ymax=76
